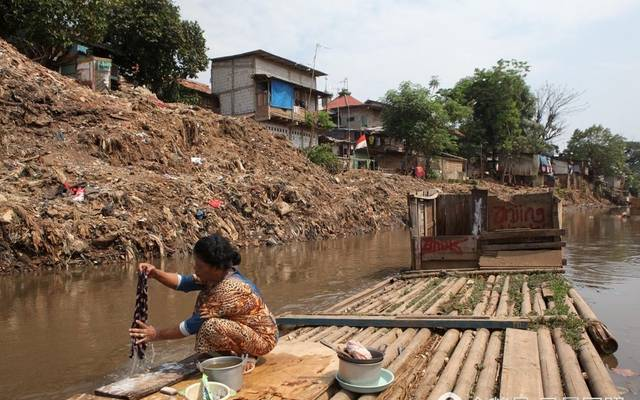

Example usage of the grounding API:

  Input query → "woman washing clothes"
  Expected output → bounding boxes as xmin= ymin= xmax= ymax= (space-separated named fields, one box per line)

xmin=129 ymin=234 xmax=278 ymax=370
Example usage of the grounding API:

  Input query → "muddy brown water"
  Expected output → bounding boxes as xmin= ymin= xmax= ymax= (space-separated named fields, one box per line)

xmin=1 ymin=210 xmax=639 ymax=399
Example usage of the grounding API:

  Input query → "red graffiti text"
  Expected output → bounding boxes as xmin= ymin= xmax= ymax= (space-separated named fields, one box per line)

xmin=422 ymin=237 xmax=469 ymax=254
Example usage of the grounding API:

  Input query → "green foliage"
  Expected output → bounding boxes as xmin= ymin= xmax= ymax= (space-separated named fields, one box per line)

xmin=304 ymin=144 xmax=341 ymax=174
xmin=382 ymin=81 xmax=470 ymax=161
xmin=625 ymin=141 xmax=640 ymax=196
xmin=0 ymin=0 xmax=208 ymax=101
xmin=0 ymin=0 xmax=110 ymax=66
xmin=305 ymin=111 xmax=336 ymax=130
xmin=105 ymin=0 xmax=208 ymax=98
xmin=451 ymin=59 xmax=538 ymax=158
xmin=564 ymin=125 xmax=627 ymax=176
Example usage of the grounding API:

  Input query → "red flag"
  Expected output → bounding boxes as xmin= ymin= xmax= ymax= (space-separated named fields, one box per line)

xmin=355 ymin=133 xmax=367 ymax=150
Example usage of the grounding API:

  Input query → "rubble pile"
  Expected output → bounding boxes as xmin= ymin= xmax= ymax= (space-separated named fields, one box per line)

xmin=0 ymin=39 xmax=590 ymax=273
xmin=0 ymin=39 xmax=434 ymax=272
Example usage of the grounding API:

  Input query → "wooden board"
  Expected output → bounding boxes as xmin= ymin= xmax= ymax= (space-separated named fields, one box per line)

xmin=277 ymin=314 xmax=530 ymax=330
xmin=421 ymin=235 xmax=477 ymax=261
xmin=488 ymin=192 xmax=554 ymax=230
xmin=500 ymin=328 xmax=544 ymax=400
xmin=479 ymin=249 xmax=563 ymax=268
xmin=67 ymin=395 xmax=107 ymax=400
xmin=139 ymin=342 xmax=338 ymax=400
xmin=480 ymin=229 xmax=566 ymax=241
xmin=94 ymin=354 xmax=202 ymax=399
xmin=481 ymin=241 xmax=565 ymax=251
xmin=436 ymin=194 xmax=472 ymax=235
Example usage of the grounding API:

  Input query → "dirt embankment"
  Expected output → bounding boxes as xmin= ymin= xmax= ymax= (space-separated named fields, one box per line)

xmin=0 ymin=39 xmax=605 ymax=273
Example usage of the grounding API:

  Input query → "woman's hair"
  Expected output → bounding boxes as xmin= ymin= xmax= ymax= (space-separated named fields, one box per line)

xmin=193 ymin=234 xmax=241 ymax=269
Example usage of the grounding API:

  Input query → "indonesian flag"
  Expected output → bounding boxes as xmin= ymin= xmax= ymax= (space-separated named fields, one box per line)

xmin=355 ymin=133 xmax=367 ymax=150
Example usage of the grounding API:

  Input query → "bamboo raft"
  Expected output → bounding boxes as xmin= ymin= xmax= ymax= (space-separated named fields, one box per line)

xmin=69 ymin=269 xmax=619 ymax=400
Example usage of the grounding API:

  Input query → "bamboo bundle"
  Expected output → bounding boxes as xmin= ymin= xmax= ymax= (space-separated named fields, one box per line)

xmin=566 ymin=299 xmax=619 ymax=398
xmin=381 ymin=328 xmax=417 ymax=368
xmin=380 ymin=280 xmax=431 ymax=313
xmin=411 ymin=329 xmax=461 ymax=400
xmin=425 ymin=277 xmax=468 ymax=315
xmin=484 ymin=275 xmax=503 ymax=315
xmin=405 ymin=278 xmax=453 ymax=314
xmin=472 ymin=275 xmax=495 ymax=315
xmin=569 ymin=288 xmax=618 ymax=354
xmin=424 ymin=330 xmax=474 ymax=400
xmin=473 ymin=330 xmax=503 ymax=400
xmin=452 ymin=328 xmax=490 ymax=399
xmin=551 ymin=327 xmax=591 ymax=398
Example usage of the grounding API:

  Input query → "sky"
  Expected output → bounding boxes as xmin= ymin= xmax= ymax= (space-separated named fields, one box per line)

xmin=176 ymin=0 xmax=640 ymax=149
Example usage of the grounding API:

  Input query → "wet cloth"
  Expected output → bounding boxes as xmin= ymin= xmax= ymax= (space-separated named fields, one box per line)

xmin=177 ymin=270 xmax=278 ymax=357
xmin=129 ymin=271 xmax=148 ymax=359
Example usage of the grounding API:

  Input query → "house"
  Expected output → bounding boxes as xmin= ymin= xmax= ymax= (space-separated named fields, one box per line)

xmin=327 ymin=91 xmax=384 ymax=130
xmin=431 ymin=153 xmax=467 ymax=180
xmin=58 ymin=43 xmax=118 ymax=91
xmin=177 ymin=79 xmax=219 ymax=112
xmin=210 ymin=50 xmax=332 ymax=148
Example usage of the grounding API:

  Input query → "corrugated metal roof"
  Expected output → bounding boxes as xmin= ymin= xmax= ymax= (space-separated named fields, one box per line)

xmin=210 ymin=49 xmax=327 ymax=77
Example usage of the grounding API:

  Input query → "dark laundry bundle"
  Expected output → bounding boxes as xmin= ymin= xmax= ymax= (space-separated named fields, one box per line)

xmin=130 ymin=271 xmax=149 ymax=359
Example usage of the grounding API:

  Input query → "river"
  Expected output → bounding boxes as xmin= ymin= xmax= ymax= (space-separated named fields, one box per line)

xmin=1 ymin=210 xmax=639 ymax=399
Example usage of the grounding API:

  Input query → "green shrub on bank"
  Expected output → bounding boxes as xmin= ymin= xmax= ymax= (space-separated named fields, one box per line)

xmin=304 ymin=144 xmax=342 ymax=174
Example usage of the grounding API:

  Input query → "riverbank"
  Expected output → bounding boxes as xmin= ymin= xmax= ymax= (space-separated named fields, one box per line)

xmin=0 ymin=39 xmax=608 ymax=273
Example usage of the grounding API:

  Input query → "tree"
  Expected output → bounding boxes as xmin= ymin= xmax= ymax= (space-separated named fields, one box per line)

xmin=0 ymin=0 xmax=110 ymax=66
xmin=452 ymin=59 xmax=537 ymax=159
xmin=564 ymin=125 xmax=627 ymax=177
xmin=382 ymin=81 xmax=470 ymax=169
xmin=534 ymin=83 xmax=586 ymax=143
xmin=105 ymin=0 xmax=208 ymax=99
xmin=625 ymin=141 xmax=640 ymax=196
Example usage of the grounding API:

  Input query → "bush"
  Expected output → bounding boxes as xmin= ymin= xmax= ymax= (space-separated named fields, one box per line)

xmin=304 ymin=144 xmax=342 ymax=174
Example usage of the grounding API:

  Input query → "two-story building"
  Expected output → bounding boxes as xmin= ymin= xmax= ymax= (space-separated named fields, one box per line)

xmin=210 ymin=50 xmax=331 ymax=148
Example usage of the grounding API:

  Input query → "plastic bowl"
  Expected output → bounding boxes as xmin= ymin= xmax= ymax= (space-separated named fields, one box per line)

xmin=335 ymin=368 xmax=395 ymax=394
xmin=183 ymin=381 xmax=233 ymax=400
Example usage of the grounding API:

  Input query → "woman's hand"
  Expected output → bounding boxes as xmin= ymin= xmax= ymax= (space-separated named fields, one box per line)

xmin=129 ymin=320 xmax=158 ymax=344
xmin=138 ymin=263 xmax=157 ymax=279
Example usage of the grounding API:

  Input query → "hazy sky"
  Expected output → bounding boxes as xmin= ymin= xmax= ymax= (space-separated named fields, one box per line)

xmin=176 ymin=0 xmax=639 ymax=148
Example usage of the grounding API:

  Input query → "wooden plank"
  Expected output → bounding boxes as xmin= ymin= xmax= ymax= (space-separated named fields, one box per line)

xmin=67 ymin=395 xmax=107 ymax=400
xmin=488 ymin=192 xmax=554 ymax=230
xmin=481 ymin=241 xmax=565 ymax=251
xmin=420 ymin=260 xmax=479 ymax=270
xmin=421 ymin=235 xmax=478 ymax=261
xmin=480 ymin=229 xmax=566 ymax=240
xmin=276 ymin=314 xmax=530 ymax=330
xmin=479 ymin=249 xmax=563 ymax=268
xmin=437 ymin=194 xmax=472 ymax=235
xmin=400 ymin=268 xmax=565 ymax=279
xmin=500 ymin=328 xmax=544 ymax=400
xmin=94 ymin=354 xmax=202 ymax=399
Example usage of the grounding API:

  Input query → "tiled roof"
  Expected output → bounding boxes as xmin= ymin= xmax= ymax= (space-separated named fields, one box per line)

xmin=178 ymin=79 xmax=211 ymax=94
xmin=327 ymin=95 xmax=363 ymax=110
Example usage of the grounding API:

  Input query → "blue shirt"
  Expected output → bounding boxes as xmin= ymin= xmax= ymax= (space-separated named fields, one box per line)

xmin=177 ymin=270 xmax=264 ymax=336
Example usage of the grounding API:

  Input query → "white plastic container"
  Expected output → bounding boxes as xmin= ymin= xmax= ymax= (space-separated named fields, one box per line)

xmin=337 ymin=348 xmax=384 ymax=385
xmin=183 ymin=381 xmax=233 ymax=400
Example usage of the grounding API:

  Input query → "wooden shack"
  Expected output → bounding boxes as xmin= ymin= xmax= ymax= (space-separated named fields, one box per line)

xmin=408 ymin=190 xmax=564 ymax=270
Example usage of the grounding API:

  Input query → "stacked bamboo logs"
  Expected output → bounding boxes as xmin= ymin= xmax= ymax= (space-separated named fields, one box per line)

xmin=279 ymin=272 xmax=618 ymax=400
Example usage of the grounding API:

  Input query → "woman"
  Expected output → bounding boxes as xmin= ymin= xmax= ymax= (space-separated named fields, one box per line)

xmin=129 ymin=234 xmax=278 ymax=367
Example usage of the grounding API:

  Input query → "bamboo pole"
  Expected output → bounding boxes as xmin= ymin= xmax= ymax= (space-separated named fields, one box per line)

xmin=521 ymin=279 xmax=532 ymax=316
xmin=537 ymin=326 xmax=564 ymax=399
xmin=326 ymin=277 xmax=395 ymax=312
xmin=425 ymin=277 xmax=468 ymax=315
xmin=472 ymin=275 xmax=495 ymax=315
xmin=405 ymin=278 xmax=453 ymax=314
xmin=382 ymin=280 xmax=431 ymax=314
xmin=369 ymin=328 xmax=402 ymax=350
xmin=494 ymin=276 xmax=511 ymax=317
xmin=566 ymin=299 xmax=619 ymax=398
xmin=361 ymin=328 xmax=388 ymax=347
xmin=484 ymin=275 xmax=503 ymax=316
xmin=394 ymin=279 xmax=444 ymax=314
xmin=569 ymin=287 xmax=618 ymax=354
xmin=424 ymin=330 xmax=474 ymax=400
xmin=387 ymin=328 xmax=432 ymax=373
xmin=411 ymin=330 xmax=461 ymax=400
xmin=305 ymin=326 xmax=337 ymax=342
xmin=473 ymin=330 xmax=503 ymax=400
xmin=552 ymin=327 xmax=591 ymax=398
xmin=293 ymin=326 xmax=326 ymax=342
xmin=349 ymin=326 xmax=377 ymax=344
xmin=533 ymin=288 xmax=546 ymax=315
xmin=452 ymin=328 xmax=490 ymax=399
xmin=381 ymin=328 xmax=417 ymax=368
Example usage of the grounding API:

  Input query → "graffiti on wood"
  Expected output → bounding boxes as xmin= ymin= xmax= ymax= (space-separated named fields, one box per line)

xmin=421 ymin=236 xmax=477 ymax=262
xmin=491 ymin=205 xmax=547 ymax=229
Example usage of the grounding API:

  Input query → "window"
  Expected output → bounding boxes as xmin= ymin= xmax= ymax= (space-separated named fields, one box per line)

xmin=361 ymin=115 xmax=368 ymax=127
